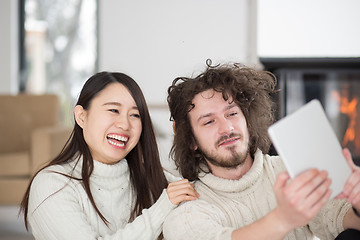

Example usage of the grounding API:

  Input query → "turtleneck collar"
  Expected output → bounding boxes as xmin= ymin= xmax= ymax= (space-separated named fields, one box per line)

xmin=69 ymin=156 xmax=129 ymax=179
xmin=198 ymin=149 xmax=264 ymax=193
xmin=92 ymin=158 xmax=129 ymax=178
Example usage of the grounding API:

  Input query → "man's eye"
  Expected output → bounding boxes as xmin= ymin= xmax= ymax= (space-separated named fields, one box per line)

xmin=204 ymin=120 xmax=213 ymax=126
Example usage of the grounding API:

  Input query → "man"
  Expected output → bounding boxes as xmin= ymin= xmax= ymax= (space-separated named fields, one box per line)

xmin=163 ymin=60 xmax=360 ymax=240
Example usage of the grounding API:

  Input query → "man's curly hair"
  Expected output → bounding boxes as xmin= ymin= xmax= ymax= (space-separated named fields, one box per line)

xmin=167 ymin=60 xmax=278 ymax=181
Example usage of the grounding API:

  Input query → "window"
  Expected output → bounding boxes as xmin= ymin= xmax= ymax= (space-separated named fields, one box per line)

xmin=20 ymin=0 xmax=98 ymax=124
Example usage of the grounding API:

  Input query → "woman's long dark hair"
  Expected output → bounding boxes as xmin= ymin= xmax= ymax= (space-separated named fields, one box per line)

xmin=20 ymin=72 xmax=168 ymax=229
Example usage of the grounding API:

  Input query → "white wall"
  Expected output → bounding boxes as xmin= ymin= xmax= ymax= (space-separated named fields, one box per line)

xmin=0 ymin=0 xmax=18 ymax=94
xmin=99 ymin=0 xmax=257 ymax=105
xmin=258 ymin=0 xmax=360 ymax=57
xmin=98 ymin=0 xmax=256 ymax=171
xmin=2 ymin=1 xmax=360 ymax=94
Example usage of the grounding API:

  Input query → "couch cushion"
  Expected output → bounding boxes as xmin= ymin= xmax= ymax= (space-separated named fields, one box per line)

xmin=0 ymin=178 xmax=30 ymax=205
xmin=0 ymin=94 xmax=60 ymax=154
xmin=0 ymin=152 xmax=30 ymax=177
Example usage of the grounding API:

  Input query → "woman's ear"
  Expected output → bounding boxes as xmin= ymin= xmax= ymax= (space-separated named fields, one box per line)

xmin=74 ymin=105 xmax=86 ymax=128
xmin=172 ymin=121 xmax=176 ymax=133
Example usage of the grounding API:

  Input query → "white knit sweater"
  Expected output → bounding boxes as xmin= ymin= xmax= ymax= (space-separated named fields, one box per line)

xmin=28 ymin=157 xmax=176 ymax=240
xmin=163 ymin=149 xmax=351 ymax=240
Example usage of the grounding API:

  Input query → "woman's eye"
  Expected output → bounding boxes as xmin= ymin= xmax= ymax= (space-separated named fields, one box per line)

xmin=229 ymin=112 xmax=238 ymax=117
xmin=109 ymin=109 xmax=119 ymax=113
xmin=131 ymin=113 xmax=141 ymax=118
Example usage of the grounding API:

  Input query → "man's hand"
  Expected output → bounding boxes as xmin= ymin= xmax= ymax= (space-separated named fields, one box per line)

xmin=336 ymin=148 xmax=360 ymax=214
xmin=273 ymin=169 xmax=332 ymax=231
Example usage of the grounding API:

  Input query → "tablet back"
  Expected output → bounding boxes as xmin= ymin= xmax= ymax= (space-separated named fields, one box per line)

xmin=268 ymin=99 xmax=352 ymax=199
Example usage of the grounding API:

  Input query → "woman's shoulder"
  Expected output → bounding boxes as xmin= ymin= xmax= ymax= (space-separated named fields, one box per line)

xmin=35 ymin=162 xmax=76 ymax=180
xmin=31 ymin=161 xmax=81 ymax=199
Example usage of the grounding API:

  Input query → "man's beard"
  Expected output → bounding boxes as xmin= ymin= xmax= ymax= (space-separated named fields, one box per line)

xmin=197 ymin=133 xmax=250 ymax=169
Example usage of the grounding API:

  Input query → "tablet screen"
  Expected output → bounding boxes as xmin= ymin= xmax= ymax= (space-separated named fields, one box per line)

xmin=268 ymin=99 xmax=352 ymax=199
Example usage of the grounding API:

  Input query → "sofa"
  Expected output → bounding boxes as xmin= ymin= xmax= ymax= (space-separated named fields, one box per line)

xmin=0 ymin=94 xmax=72 ymax=205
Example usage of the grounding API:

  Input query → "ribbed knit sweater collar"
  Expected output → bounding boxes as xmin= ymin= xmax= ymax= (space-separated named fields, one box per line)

xmin=68 ymin=156 xmax=128 ymax=177
xmin=198 ymin=149 xmax=264 ymax=193
xmin=91 ymin=158 xmax=129 ymax=178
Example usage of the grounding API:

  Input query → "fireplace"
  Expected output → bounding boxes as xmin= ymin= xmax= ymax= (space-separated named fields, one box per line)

xmin=261 ymin=58 xmax=360 ymax=166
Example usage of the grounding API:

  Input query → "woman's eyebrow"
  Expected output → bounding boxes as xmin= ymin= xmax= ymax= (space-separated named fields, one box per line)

xmin=103 ymin=102 xmax=138 ymax=110
xmin=103 ymin=102 xmax=121 ymax=106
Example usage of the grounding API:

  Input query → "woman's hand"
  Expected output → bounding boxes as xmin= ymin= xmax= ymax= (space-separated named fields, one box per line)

xmin=166 ymin=179 xmax=199 ymax=205
xmin=272 ymin=169 xmax=332 ymax=231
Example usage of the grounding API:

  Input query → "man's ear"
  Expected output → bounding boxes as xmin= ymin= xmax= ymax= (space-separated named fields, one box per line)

xmin=191 ymin=135 xmax=198 ymax=151
xmin=74 ymin=105 xmax=86 ymax=128
xmin=173 ymin=120 xmax=198 ymax=150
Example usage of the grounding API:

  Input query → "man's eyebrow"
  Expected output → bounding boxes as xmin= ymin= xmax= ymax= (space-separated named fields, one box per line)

xmin=197 ymin=112 xmax=214 ymax=122
xmin=197 ymin=102 xmax=237 ymax=122
xmin=226 ymin=102 xmax=237 ymax=110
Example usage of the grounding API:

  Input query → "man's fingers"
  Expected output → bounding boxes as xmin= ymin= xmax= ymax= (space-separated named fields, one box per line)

xmin=274 ymin=172 xmax=290 ymax=191
xmin=305 ymin=177 xmax=332 ymax=207
xmin=307 ymin=188 xmax=332 ymax=217
xmin=287 ymin=169 xmax=320 ymax=192
xmin=299 ymin=170 xmax=330 ymax=199
xmin=343 ymin=148 xmax=358 ymax=171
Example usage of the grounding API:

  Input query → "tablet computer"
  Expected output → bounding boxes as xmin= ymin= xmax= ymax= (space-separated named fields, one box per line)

xmin=268 ymin=99 xmax=352 ymax=199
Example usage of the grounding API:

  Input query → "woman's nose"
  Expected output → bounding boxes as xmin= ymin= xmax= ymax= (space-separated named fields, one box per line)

xmin=116 ymin=116 xmax=130 ymax=130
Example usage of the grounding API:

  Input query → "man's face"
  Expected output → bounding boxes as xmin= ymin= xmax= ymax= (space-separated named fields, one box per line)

xmin=188 ymin=90 xmax=250 ymax=169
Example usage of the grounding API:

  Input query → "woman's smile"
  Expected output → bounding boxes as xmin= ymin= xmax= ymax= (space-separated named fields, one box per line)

xmin=106 ymin=133 xmax=129 ymax=148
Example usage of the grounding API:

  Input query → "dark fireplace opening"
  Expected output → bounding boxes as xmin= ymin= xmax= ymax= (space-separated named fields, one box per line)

xmin=261 ymin=58 xmax=360 ymax=166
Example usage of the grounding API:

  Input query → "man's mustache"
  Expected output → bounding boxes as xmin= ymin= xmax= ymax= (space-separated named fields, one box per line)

xmin=216 ymin=132 xmax=241 ymax=146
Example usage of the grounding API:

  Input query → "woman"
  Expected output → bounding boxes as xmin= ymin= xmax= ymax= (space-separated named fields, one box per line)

xmin=20 ymin=72 xmax=198 ymax=239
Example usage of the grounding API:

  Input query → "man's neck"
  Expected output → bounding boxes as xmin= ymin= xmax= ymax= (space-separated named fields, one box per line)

xmin=207 ymin=154 xmax=254 ymax=180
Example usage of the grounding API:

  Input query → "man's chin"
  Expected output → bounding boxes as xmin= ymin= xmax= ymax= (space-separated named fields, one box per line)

xmin=206 ymin=156 xmax=244 ymax=169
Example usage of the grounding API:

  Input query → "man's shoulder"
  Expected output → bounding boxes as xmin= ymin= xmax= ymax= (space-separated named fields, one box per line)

xmin=176 ymin=196 xmax=216 ymax=211
xmin=163 ymin=198 xmax=228 ymax=240
xmin=263 ymin=153 xmax=286 ymax=172
xmin=165 ymin=180 xmax=229 ymax=225
xmin=167 ymin=195 xmax=223 ymax=219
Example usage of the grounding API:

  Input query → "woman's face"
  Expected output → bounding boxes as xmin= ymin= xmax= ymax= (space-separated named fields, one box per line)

xmin=75 ymin=82 xmax=142 ymax=164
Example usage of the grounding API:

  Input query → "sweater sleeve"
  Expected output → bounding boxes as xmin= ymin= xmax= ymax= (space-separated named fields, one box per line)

xmin=28 ymin=170 xmax=176 ymax=240
xmin=308 ymin=198 xmax=352 ymax=240
xmin=163 ymin=199 xmax=234 ymax=240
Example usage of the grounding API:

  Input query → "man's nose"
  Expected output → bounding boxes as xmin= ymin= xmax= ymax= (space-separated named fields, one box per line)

xmin=218 ymin=117 xmax=234 ymax=134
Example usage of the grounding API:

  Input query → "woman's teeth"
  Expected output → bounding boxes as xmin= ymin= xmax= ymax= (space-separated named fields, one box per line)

xmin=107 ymin=134 xmax=128 ymax=142
xmin=108 ymin=139 xmax=125 ymax=147
xmin=107 ymin=134 xmax=128 ymax=147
